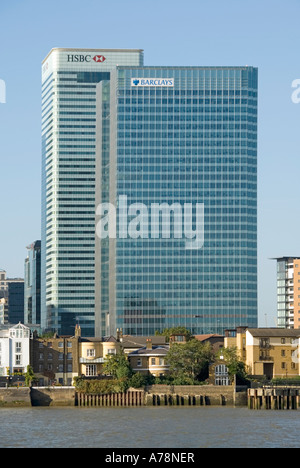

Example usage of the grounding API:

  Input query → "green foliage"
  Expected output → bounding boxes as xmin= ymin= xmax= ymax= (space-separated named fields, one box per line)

xmin=129 ymin=373 xmax=146 ymax=389
xmin=24 ymin=366 xmax=37 ymax=387
xmin=217 ymin=347 xmax=248 ymax=381
xmin=166 ymin=339 xmax=213 ymax=382
xmin=102 ymin=350 xmax=133 ymax=379
xmin=73 ymin=377 xmax=130 ymax=394
xmin=155 ymin=327 xmax=193 ymax=342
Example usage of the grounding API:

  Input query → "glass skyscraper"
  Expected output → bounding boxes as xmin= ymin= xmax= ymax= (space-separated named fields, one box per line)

xmin=96 ymin=66 xmax=258 ymax=337
xmin=24 ymin=240 xmax=41 ymax=325
xmin=41 ymin=49 xmax=144 ymax=336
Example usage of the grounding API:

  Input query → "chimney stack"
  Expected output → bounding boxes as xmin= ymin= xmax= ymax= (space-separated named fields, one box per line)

xmin=146 ymin=338 xmax=152 ymax=350
xmin=75 ymin=324 xmax=81 ymax=338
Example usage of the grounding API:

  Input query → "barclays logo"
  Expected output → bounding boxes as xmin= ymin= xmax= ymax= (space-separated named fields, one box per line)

xmin=131 ymin=78 xmax=174 ymax=88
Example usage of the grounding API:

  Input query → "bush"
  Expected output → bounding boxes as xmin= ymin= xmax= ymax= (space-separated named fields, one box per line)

xmin=129 ymin=373 xmax=146 ymax=389
xmin=73 ymin=377 xmax=130 ymax=394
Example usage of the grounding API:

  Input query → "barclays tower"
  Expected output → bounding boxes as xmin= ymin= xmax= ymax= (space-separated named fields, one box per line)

xmin=95 ymin=65 xmax=258 ymax=337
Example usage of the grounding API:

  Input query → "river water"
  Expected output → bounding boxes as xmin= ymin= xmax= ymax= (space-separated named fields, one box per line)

xmin=0 ymin=406 xmax=299 ymax=448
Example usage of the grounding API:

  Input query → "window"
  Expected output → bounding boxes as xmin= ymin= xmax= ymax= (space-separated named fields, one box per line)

xmin=281 ymin=338 xmax=286 ymax=344
xmin=86 ymin=364 xmax=96 ymax=376
xmin=58 ymin=342 xmax=63 ymax=348
xmin=107 ymin=348 xmax=116 ymax=355
xmin=15 ymin=342 xmax=22 ymax=353
xmin=159 ymin=358 xmax=164 ymax=366
xmin=281 ymin=350 xmax=286 ymax=357
xmin=137 ymin=358 xmax=142 ymax=367
xmin=215 ymin=364 xmax=230 ymax=385
xmin=87 ymin=349 xmax=95 ymax=357
xmin=151 ymin=358 xmax=156 ymax=366
xmin=67 ymin=342 xmax=72 ymax=348
xmin=281 ymin=362 xmax=286 ymax=369
xmin=15 ymin=355 xmax=22 ymax=366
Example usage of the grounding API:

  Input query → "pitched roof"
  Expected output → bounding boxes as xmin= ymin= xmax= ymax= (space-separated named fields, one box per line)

xmin=194 ymin=334 xmax=224 ymax=341
xmin=247 ymin=328 xmax=300 ymax=338
xmin=128 ymin=345 xmax=169 ymax=356
xmin=121 ymin=336 xmax=166 ymax=348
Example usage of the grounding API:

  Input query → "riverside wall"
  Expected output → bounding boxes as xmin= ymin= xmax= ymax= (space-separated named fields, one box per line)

xmin=145 ymin=384 xmax=247 ymax=407
xmin=0 ymin=387 xmax=32 ymax=407
xmin=0 ymin=385 xmax=247 ymax=407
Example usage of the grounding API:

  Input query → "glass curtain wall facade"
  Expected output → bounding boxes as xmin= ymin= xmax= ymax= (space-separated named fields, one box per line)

xmin=24 ymin=240 xmax=41 ymax=325
xmin=41 ymin=49 xmax=144 ymax=336
xmin=96 ymin=66 xmax=258 ymax=337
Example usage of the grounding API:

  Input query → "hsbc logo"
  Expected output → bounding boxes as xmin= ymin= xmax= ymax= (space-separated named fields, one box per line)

xmin=93 ymin=55 xmax=106 ymax=63
xmin=67 ymin=54 xmax=106 ymax=63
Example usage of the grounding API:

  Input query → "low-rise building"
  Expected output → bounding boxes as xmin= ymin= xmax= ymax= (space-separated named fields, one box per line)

xmin=0 ymin=323 xmax=31 ymax=377
xmin=128 ymin=338 xmax=169 ymax=377
xmin=225 ymin=327 xmax=300 ymax=380
xmin=31 ymin=331 xmax=80 ymax=386
xmin=120 ymin=334 xmax=167 ymax=354
xmin=194 ymin=334 xmax=224 ymax=354
xmin=79 ymin=335 xmax=120 ymax=377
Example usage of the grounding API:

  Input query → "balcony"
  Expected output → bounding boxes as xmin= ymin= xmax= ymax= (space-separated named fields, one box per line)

xmin=259 ymin=356 xmax=273 ymax=361
xmin=79 ymin=357 xmax=105 ymax=364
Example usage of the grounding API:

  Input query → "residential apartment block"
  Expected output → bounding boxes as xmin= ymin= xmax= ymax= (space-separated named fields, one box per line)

xmin=225 ymin=326 xmax=300 ymax=380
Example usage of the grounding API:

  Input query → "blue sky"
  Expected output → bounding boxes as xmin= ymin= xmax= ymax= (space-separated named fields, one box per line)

xmin=0 ymin=0 xmax=300 ymax=327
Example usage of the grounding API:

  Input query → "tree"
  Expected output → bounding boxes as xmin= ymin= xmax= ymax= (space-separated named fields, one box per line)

xmin=155 ymin=327 xmax=193 ymax=342
xmin=102 ymin=350 xmax=133 ymax=380
xmin=217 ymin=347 xmax=248 ymax=383
xmin=24 ymin=365 xmax=37 ymax=387
xmin=166 ymin=339 xmax=213 ymax=382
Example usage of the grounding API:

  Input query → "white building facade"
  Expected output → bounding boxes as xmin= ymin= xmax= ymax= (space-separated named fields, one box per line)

xmin=0 ymin=323 xmax=31 ymax=376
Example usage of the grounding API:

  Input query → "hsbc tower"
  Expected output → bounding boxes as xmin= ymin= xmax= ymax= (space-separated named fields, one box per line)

xmin=41 ymin=49 xmax=144 ymax=336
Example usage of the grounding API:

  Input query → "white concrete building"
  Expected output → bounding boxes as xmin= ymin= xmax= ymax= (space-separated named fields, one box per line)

xmin=0 ymin=323 xmax=31 ymax=376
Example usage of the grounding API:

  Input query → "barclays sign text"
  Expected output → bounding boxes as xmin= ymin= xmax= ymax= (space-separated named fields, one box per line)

xmin=131 ymin=78 xmax=174 ymax=87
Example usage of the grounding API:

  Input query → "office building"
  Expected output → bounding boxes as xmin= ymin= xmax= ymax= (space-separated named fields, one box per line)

xmin=24 ymin=241 xmax=41 ymax=325
xmin=275 ymin=257 xmax=300 ymax=329
xmin=41 ymin=49 xmax=144 ymax=336
xmin=0 ymin=270 xmax=24 ymax=324
xmin=96 ymin=65 xmax=258 ymax=336
xmin=7 ymin=279 xmax=24 ymax=324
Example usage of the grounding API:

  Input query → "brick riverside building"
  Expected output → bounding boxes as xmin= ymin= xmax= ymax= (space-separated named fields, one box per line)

xmin=31 ymin=325 xmax=81 ymax=386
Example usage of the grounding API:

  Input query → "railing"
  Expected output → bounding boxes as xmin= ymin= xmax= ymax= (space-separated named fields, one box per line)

xmin=79 ymin=357 xmax=105 ymax=364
